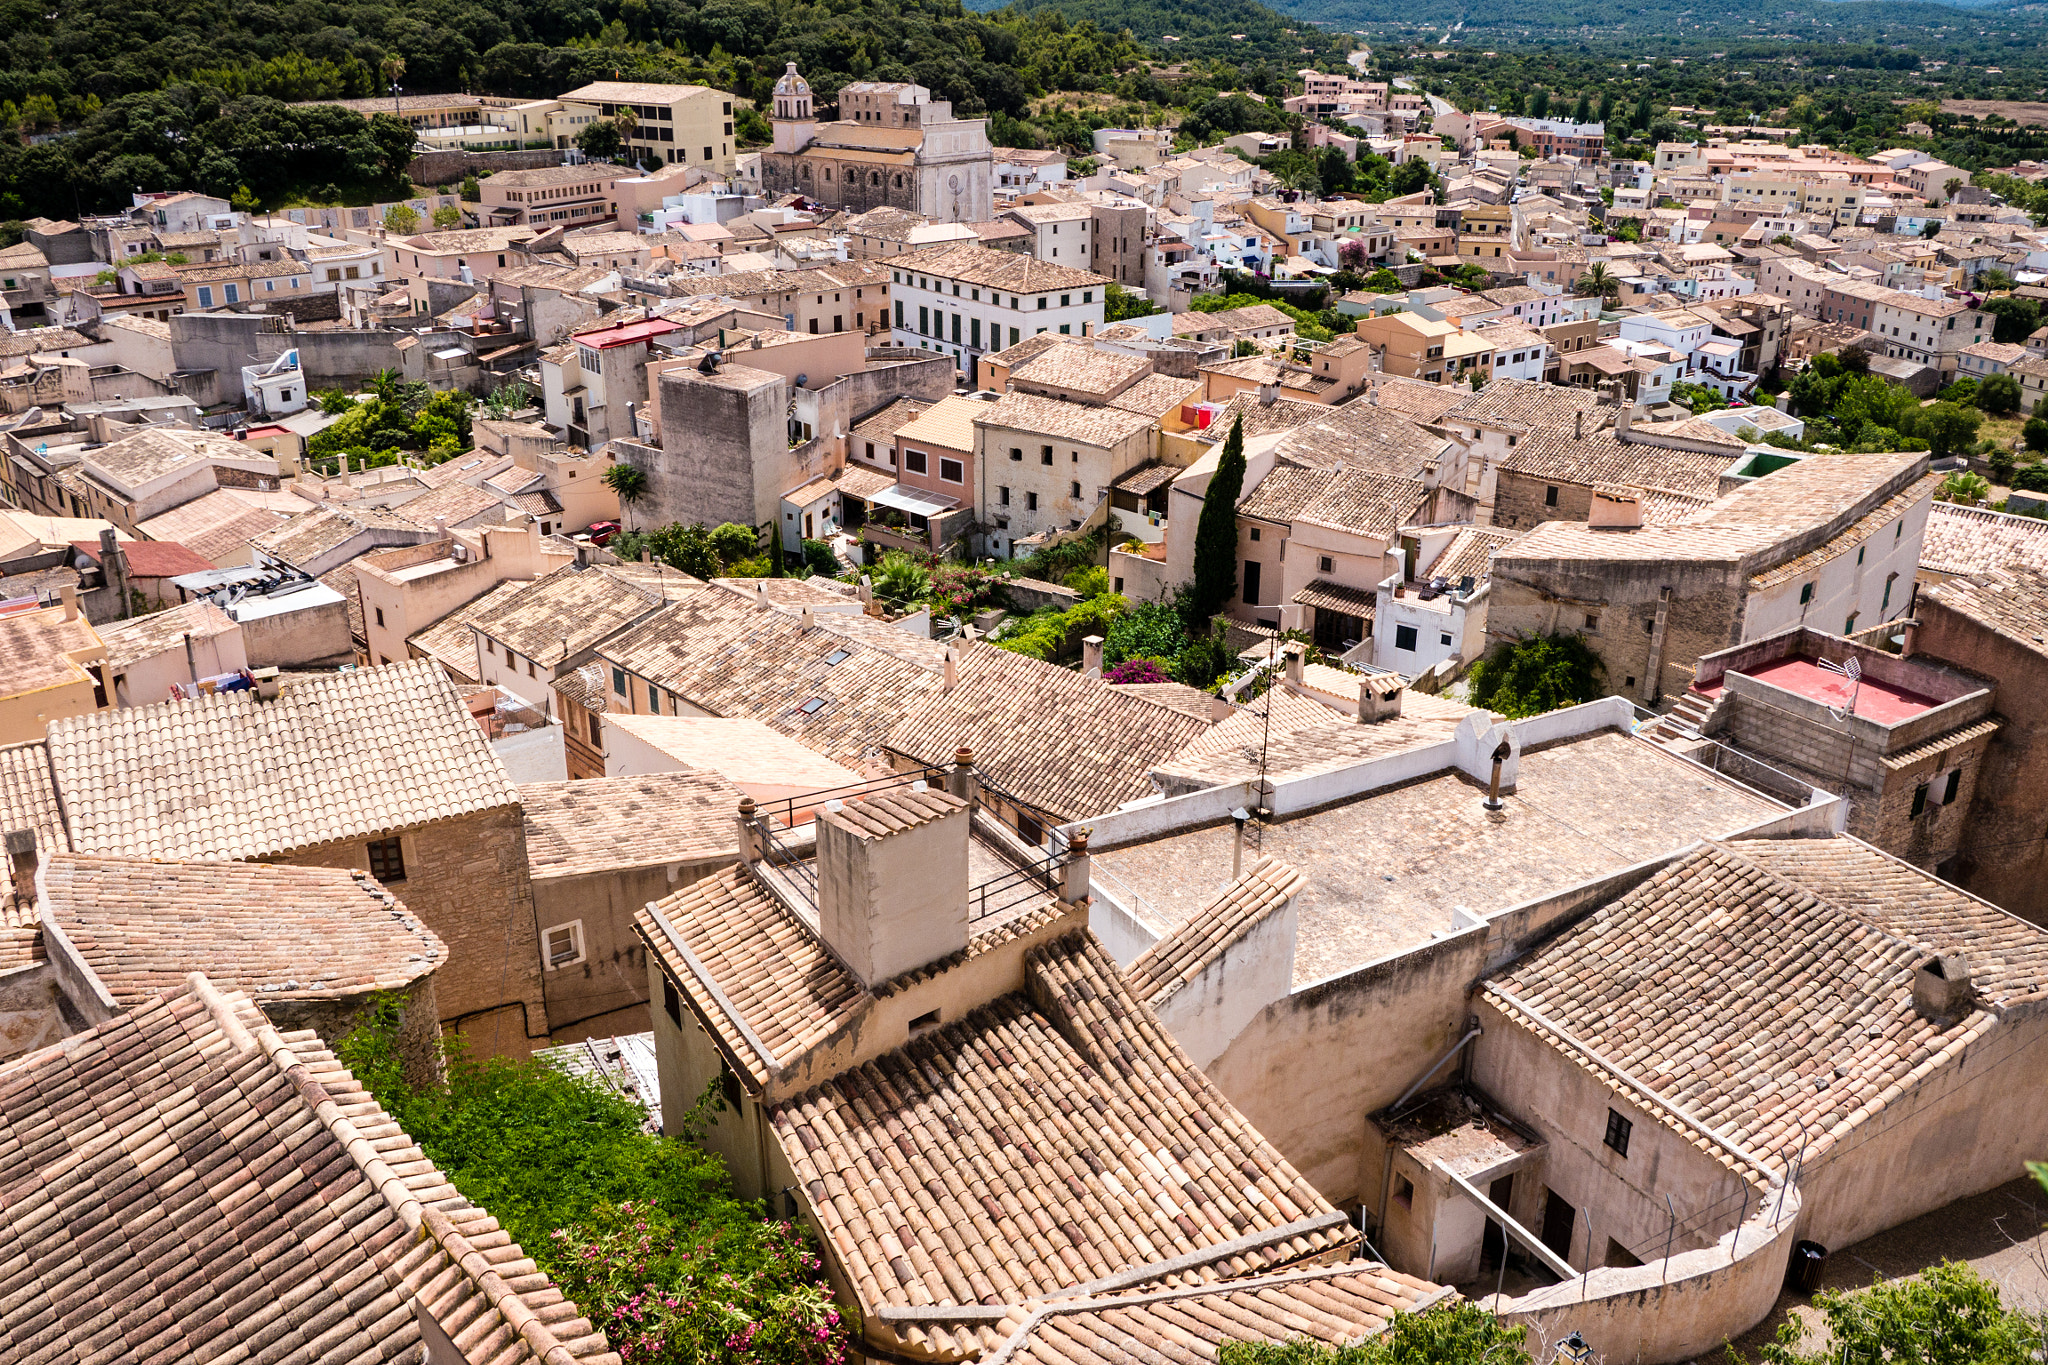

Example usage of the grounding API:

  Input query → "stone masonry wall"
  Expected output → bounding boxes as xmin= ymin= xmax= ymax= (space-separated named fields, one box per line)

xmin=282 ymin=805 xmax=548 ymax=1059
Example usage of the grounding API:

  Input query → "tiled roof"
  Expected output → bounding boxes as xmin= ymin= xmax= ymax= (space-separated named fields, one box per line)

xmin=770 ymin=932 xmax=1347 ymax=1357
xmin=69 ymin=538 xmax=214 ymax=578
xmin=521 ymin=769 xmax=743 ymax=879
xmin=984 ymin=1262 xmax=1446 ymax=1365
xmin=1293 ymin=577 xmax=1378 ymax=616
xmin=851 ymin=395 xmax=931 ymax=444
xmin=982 ymin=332 xmax=1069 ymax=371
xmin=594 ymin=591 xmax=945 ymax=768
xmin=79 ymin=426 xmax=248 ymax=492
xmin=96 ymin=599 xmax=239 ymax=673
xmin=1262 ymin=401 xmax=1448 ymax=478
xmin=1010 ymin=344 xmax=1149 ymax=398
xmin=1923 ymin=563 xmax=2048 ymax=660
xmin=251 ymin=504 xmax=421 ymax=568
xmin=409 ymin=579 xmax=527 ymax=683
xmin=885 ymin=645 xmax=1212 ymax=822
xmin=1501 ymin=426 xmax=1734 ymax=498
xmin=49 ymin=659 xmax=518 ymax=861
xmin=1429 ymin=526 xmax=1521 ymax=583
xmin=897 ymin=242 xmax=1111 ymax=293
xmin=637 ymin=866 xmax=865 ymax=1087
xmin=1748 ymin=472 xmax=1940 ymax=591
xmin=1109 ymin=372 xmax=1202 ymax=418
xmin=0 ymin=740 xmax=67 ymax=919
xmin=469 ymin=563 xmax=683 ymax=662
xmin=1919 ymin=504 xmax=2048 ymax=578
xmin=602 ymin=714 xmax=864 ymax=790
xmin=1105 ymin=680 xmax=1215 ymax=720
xmin=0 ymin=977 xmax=619 ymax=1365
xmin=136 ymin=488 xmax=289 ymax=566
xmin=1126 ymin=857 xmax=1308 ymax=1004
xmin=974 ymin=389 xmax=1153 ymax=449
xmin=1363 ymin=378 xmax=1466 ymax=425
xmin=1484 ymin=835 xmax=2048 ymax=1168
xmin=1154 ymin=686 xmax=1475 ymax=790
xmin=1443 ymin=375 xmax=1604 ymax=431
xmin=41 ymin=854 xmax=445 ymax=1005
xmin=1291 ymin=467 xmax=1432 ymax=541
xmin=403 ymin=478 xmax=507 ymax=527
xmin=891 ymin=393 xmax=985 ymax=453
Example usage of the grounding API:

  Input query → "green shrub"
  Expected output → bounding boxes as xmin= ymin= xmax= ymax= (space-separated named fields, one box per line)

xmin=1105 ymin=600 xmax=1190 ymax=667
xmin=1468 ymin=633 xmax=1605 ymax=718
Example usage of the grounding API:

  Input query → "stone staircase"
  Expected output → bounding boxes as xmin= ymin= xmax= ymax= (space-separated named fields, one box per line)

xmin=1641 ymin=687 xmax=1724 ymax=750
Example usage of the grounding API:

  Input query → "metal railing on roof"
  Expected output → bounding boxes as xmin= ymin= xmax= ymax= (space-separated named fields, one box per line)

xmin=748 ymin=764 xmax=948 ymax=829
xmin=969 ymin=849 xmax=1062 ymax=930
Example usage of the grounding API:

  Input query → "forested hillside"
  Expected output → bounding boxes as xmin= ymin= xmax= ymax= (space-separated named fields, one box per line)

xmin=0 ymin=0 xmax=1343 ymax=219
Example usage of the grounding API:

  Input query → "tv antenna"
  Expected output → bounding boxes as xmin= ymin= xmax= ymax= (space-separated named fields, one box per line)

xmin=1816 ymin=655 xmax=1861 ymax=721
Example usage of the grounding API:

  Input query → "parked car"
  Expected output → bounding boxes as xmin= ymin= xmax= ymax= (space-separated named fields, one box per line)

xmin=586 ymin=521 xmax=621 ymax=546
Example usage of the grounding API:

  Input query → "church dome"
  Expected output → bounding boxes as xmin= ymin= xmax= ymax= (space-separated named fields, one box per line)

xmin=775 ymin=62 xmax=810 ymax=97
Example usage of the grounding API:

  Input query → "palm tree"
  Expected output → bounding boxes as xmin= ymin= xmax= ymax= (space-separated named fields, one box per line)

xmin=365 ymin=368 xmax=403 ymax=403
xmin=601 ymin=463 xmax=648 ymax=528
xmin=1943 ymin=177 xmax=1963 ymax=204
xmin=1575 ymin=263 xmax=1619 ymax=300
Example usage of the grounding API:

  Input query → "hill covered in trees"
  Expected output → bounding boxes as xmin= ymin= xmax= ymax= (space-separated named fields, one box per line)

xmin=0 ymin=0 xmax=1344 ymax=219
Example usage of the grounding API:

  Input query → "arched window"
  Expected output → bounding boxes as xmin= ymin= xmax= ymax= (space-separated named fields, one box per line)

xmin=870 ymin=171 xmax=881 ymax=187
xmin=800 ymin=164 xmax=811 ymax=180
xmin=823 ymin=167 xmax=832 ymax=181
xmin=893 ymin=174 xmax=903 ymax=188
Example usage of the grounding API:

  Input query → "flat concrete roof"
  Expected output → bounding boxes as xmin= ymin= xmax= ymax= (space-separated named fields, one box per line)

xmin=1093 ymin=728 xmax=1785 ymax=985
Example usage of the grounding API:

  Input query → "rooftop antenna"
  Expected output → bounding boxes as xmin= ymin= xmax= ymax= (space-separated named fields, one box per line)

xmin=1816 ymin=654 xmax=1861 ymax=721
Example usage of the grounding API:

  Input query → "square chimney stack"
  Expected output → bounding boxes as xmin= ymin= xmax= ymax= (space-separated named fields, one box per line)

xmin=817 ymin=786 xmax=970 ymax=985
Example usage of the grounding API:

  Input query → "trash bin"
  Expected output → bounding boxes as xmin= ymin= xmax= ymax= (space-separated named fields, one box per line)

xmin=1788 ymin=1240 xmax=1827 ymax=1293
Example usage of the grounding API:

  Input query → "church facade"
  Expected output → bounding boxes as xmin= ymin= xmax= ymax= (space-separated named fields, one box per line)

xmin=759 ymin=64 xmax=994 ymax=225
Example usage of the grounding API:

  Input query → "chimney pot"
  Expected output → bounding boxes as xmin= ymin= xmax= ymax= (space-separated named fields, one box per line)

xmin=802 ymin=605 xmax=815 ymax=630
xmin=1060 ymin=825 xmax=1092 ymax=903
xmin=1081 ymin=634 xmax=1104 ymax=678
xmin=58 ymin=584 xmax=77 ymax=622
xmin=1282 ymin=640 xmax=1305 ymax=687
xmin=433 ymin=515 xmax=448 ymax=537
xmin=943 ymin=646 xmax=959 ymax=691
xmin=1912 ymin=953 xmax=1974 ymax=1024
xmin=817 ymin=788 xmax=970 ymax=984
xmin=5 ymin=828 xmax=36 ymax=901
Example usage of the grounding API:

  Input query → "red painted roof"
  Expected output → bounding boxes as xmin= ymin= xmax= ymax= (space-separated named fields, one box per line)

xmin=571 ymin=317 xmax=682 ymax=349
xmin=71 ymin=540 xmax=218 ymax=579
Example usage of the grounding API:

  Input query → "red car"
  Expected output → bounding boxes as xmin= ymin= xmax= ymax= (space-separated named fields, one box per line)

xmin=586 ymin=521 xmax=621 ymax=546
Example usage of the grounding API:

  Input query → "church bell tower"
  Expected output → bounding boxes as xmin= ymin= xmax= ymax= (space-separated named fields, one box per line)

xmin=771 ymin=62 xmax=815 ymax=155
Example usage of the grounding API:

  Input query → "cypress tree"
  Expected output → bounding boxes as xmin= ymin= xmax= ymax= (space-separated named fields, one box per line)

xmin=1189 ymin=414 xmax=1248 ymax=625
xmin=769 ymin=518 xmax=786 ymax=577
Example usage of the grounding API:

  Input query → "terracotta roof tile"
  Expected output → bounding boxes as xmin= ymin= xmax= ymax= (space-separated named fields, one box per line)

xmin=470 ymin=563 xmax=688 ymax=663
xmin=136 ymin=487 xmax=288 ymax=567
xmin=768 ymin=932 xmax=1347 ymax=1354
xmin=1919 ymin=504 xmax=2048 ymax=579
xmin=0 ymin=976 xmax=620 ymax=1365
xmin=521 ymin=769 xmax=743 ymax=879
xmin=48 ymin=659 xmax=518 ymax=861
xmin=41 ymin=853 xmax=444 ymax=1005
xmin=1484 ymin=835 xmax=2048 ymax=1168
xmin=0 ymin=740 xmax=66 ymax=918
xmin=1126 ymin=857 xmax=1308 ymax=1004
xmin=885 ymin=645 xmax=1212 ymax=822
xmin=96 ymin=599 xmax=239 ymax=674
xmin=985 ymin=1261 xmax=1445 ymax=1364
xmin=1923 ymin=563 xmax=2048 ymax=660
xmin=409 ymin=579 xmax=530 ymax=683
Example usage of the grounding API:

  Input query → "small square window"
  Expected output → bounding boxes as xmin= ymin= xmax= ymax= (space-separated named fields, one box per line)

xmin=1604 ymin=1108 xmax=1632 ymax=1156
xmin=1249 ymin=527 xmax=1260 ymax=542
xmin=1584 ymin=614 xmax=1599 ymax=631
xmin=1912 ymin=782 xmax=1929 ymax=817
xmin=1944 ymin=768 xmax=1962 ymax=804
xmin=544 ymin=920 xmax=585 ymax=969
xmin=1394 ymin=1175 xmax=1415 ymax=1207
xmin=1010 ymin=447 xmax=1022 ymax=462
xmin=374 ymin=607 xmax=385 ymax=627
xmin=1440 ymin=632 xmax=1453 ymax=647
xmin=367 ymin=837 xmax=406 ymax=883
xmin=1318 ymin=555 xmax=1334 ymax=573
xmin=1041 ymin=446 xmax=1053 ymax=465
xmin=1545 ymin=485 xmax=1559 ymax=507
xmin=1799 ymin=583 xmax=1815 ymax=605
xmin=1395 ymin=624 xmax=1418 ymax=652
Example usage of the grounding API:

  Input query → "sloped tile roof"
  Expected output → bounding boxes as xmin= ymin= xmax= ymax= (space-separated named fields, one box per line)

xmin=1923 ymin=563 xmax=2048 ymax=660
xmin=0 ymin=740 xmax=66 ymax=921
xmin=1126 ymin=856 xmax=1308 ymax=1005
xmin=1154 ymin=686 xmax=1475 ymax=790
xmin=985 ymin=1261 xmax=1445 ymax=1364
xmin=252 ymin=503 xmax=423 ymax=569
xmin=521 ymin=769 xmax=743 ymax=879
xmin=96 ymin=599 xmax=239 ymax=674
xmin=0 ymin=977 xmax=619 ymax=1365
xmin=1919 ymin=504 xmax=2048 ymax=579
xmin=885 ymin=645 xmax=1212 ymax=823
xmin=1484 ymin=836 xmax=2048 ymax=1168
xmin=469 ymin=563 xmax=682 ymax=663
xmin=48 ymin=659 xmax=518 ymax=861
xmin=408 ymin=579 xmax=529 ymax=683
xmin=41 ymin=853 xmax=444 ymax=1005
xmin=637 ymin=866 xmax=866 ymax=1087
xmin=594 ymin=592 xmax=945 ymax=769
xmin=769 ymin=932 xmax=1348 ymax=1358
xmin=135 ymin=487 xmax=288 ymax=567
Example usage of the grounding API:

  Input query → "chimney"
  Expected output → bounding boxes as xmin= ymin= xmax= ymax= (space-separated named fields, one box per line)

xmin=946 ymin=746 xmax=978 ymax=805
xmin=943 ymin=646 xmax=959 ymax=691
xmin=735 ymin=795 xmax=761 ymax=867
xmin=5 ymin=829 xmax=36 ymax=907
xmin=1912 ymin=954 xmax=1974 ymax=1025
xmin=1282 ymin=640 xmax=1305 ymax=688
xmin=1060 ymin=826 xmax=1092 ymax=904
xmin=1589 ymin=485 xmax=1644 ymax=530
xmin=801 ymin=605 xmax=816 ymax=630
xmin=817 ymin=786 xmax=970 ymax=984
xmin=1358 ymin=672 xmax=1404 ymax=723
xmin=433 ymin=515 xmax=448 ymax=538
xmin=1616 ymin=404 xmax=1636 ymax=440
xmin=252 ymin=666 xmax=281 ymax=701
xmin=1575 ymin=409 xmax=1584 ymax=440
xmin=1081 ymin=634 xmax=1104 ymax=678
xmin=58 ymin=583 xmax=77 ymax=622
xmin=99 ymin=528 xmax=132 ymax=621
xmin=756 ymin=581 xmax=771 ymax=608
xmin=1257 ymin=381 xmax=1279 ymax=407
xmin=1482 ymin=738 xmax=1513 ymax=811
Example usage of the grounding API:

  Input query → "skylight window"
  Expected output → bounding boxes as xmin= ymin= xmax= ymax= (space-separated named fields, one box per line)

xmin=799 ymin=697 xmax=827 ymax=715
xmin=824 ymin=649 xmax=850 ymax=665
